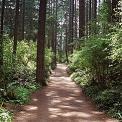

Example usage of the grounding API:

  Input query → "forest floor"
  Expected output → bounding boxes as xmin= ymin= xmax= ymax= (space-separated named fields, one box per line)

xmin=13 ymin=64 xmax=118 ymax=122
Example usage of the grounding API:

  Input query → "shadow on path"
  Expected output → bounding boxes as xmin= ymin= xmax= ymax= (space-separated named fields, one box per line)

xmin=13 ymin=64 xmax=118 ymax=122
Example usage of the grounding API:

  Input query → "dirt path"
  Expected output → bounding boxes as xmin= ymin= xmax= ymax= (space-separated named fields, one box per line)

xmin=14 ymin=64 xmax=118 ymax=122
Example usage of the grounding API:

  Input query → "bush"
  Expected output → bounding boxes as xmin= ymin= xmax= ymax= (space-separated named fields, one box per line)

xmin=3 ymin=39 xmax=36 ymax=84
xmin=68 ymin=26 xmax=122 ymax=120
xmin=95 ymin=90 xmax=120 ymax=109
xmin=84 ymin=85 xmax=102 ymax=99
xmin=71 ymin=70 xmax=90 ymax=86
xmin=84 ymin=85 xmax=122 ymax=120
xmin=1 ymin=37 xmax=52 ymax=105
xmin=0 ymin=107 xmax=12 ymax=122
xmin=6 ymin=81 xmax=39 ymax=104
xmin=14 ymin=86 xmax=30 ymax=104
xmin=3 ymin=38 xmax=53 ymax=84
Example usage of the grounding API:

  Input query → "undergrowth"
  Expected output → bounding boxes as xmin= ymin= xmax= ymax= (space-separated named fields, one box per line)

xmin=68 ymin=26 xmax=122 ymax=120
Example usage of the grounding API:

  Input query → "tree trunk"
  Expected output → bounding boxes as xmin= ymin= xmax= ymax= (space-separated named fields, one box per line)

xmin=22 ymin=0 xmax=25 ymax=40
xmin=85 ymin=0 xmax=89 ymax=36
xmin=0 ymin=0 xmax=5 ymax=83
xmin=106 ymin=0 xmax=112 ymax=22
xmin=53 ymin=0 xmax=58 ymax=67
xmin=69 ymin=0 xmax=74 ymax=52
xmin=65 ymin=22 xmax=69 ymax=63
xmin=74 ymin=0 xmax=77 ymax=38
xmin=92 ymin=0 xmax=97 ymax=19
xmin=64 ymin=13 xmax=69 ymax=63
xmin=36 ymin=0 xmax=47 ymax=86
xmin=89 ymin=0 xmax=92 ymax=35
xmin=13 ymin=0 xmax=20 ymax=55
xmin=112 ymin=0 xmax=119 ymax=22
xmin=79 ymin=0 xmax=85 ymax=38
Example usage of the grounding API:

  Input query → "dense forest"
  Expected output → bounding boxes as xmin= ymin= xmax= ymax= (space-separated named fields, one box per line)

xmin=0 ymin=0 xmax=122 ymax=121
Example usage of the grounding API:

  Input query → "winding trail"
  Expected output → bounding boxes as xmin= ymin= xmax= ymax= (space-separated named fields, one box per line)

xmin=14 ymin=64 xmax=118 ymax=122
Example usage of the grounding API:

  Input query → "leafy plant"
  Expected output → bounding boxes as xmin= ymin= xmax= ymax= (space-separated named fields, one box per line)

xmin=0 ymin=107 xmax=12 ymax=122
xmin=68 ymin=25 xmax=122 ymax=120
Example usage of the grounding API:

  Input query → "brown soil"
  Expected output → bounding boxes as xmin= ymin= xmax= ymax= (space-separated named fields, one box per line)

xmin=13 ymin=64 xmax=118 ymax=122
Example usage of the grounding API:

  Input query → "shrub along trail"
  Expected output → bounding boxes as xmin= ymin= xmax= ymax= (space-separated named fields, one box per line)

xmin=13 ymin=64 xmax=118 ymax=122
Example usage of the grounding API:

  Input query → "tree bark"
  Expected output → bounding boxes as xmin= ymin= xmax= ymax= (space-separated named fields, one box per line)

xmin=22 ymin=0 xmax=25 ymax=40
xmin=69 ymin=0 xmax=74 ymax=48
xmin=0 ymin=0 xmax=5 ymax=83
xmin=13 ymin=0 xmax=20 ymax=55
xmin=92 ymin=0 xmax=97 ymax=19
xmin=54 ymin=0 xmax=58 ymax=67
xmin=74 ymin=0 xmax=77 ymax=38
xmin=79 ymin=0 xmax=85 ymax=38
xmin=112 ymin=0 xmax=119 ymax=22
xmin=36 ymin=0 xmax=47 ymax=86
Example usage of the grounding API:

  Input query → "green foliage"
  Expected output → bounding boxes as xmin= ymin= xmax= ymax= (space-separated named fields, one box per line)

xmin=85 ymin=85 xmax=122 ymax=119
xmin=83 ymin=85 xmax=122 ymax=120
xmin=98 ymin=1 xmax=112 ymax=34
xmin=3 ymin=38 xmax=52 ymax=84
xmin=84 ymin=85 xmax=102 ymax=99
xmin=6 ymin=81 xmax=40 ymax=104
xmin=1 ymin=37 xmax=53 ymax=105
xmin=0 ymin=108 xmax=12 ymax=122
xmin=71 ymin=70 xmax=90 ymax=86
xmin=68 ymin=26 xmax=122 ymax=120
xmin=3 ymin=38 xmax=36 ymax=83
xmin=95 ymin=90 xmax=120 ymax=109
xmin=98 ymin=1 xmax=110 ymax=22
xmin=25 ymin=82 xmax=40 ymax=92
xmin=13 ymin=86 xmax=30 ymax=104
xmin=110 ymin=28 xmax=122 ymax=62
xmin=45 ymin=48 xmax=53 ymax=77
xmin=69 ymin=51 xmax=83 ymax=71
xmin=69 ymin=34 xmax=112 ymax=85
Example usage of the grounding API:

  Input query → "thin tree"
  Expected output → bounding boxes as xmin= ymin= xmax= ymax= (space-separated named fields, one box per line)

xmin=92 ymin=0 xmax=97 ymax=20
xmin=64 ymin=13 xmax=69 ymax=63
xmin=52 ymin=0 xmax=58 ymax=68
xmin=13 ymin=0 xmax=20 ymax=55
xmin=0 ymin=0 xmax=5 ymax=83
xmin=74 ymin=0 xmax=78 ymax=38
xmin=22 ymin=0 xmax=25 ymax=40
xmin=69 ymin=0 xmax=74 ymax=52
xmin=36 ymin=0 xmax=47 ymax=86
xmin=112 ymin=0 xmax=119 ymax=22
xmin=79 ymin=0 xmax=85 ymax=38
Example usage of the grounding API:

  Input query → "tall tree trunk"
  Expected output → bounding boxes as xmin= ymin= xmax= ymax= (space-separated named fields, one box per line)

xmin=92 ymin=0 xmax=97 ymax=34
xmin=54 ymin=0 xmax=58 ymax=67
xmin=0 ymin=0 xmax=5 ymax=83
xmin=79 ymin=0 xmax=85 ymax=38
xmin=64 ymin=13 xmax=69 ymax=63
xmin=69 ymin=0 xmax=74 ymax=53
xmin=47 ymin=0 xmax=51 ymax=48
xmin=13 ymin=0 xmax=20 ymax=55
xmin=36 ymin=0 xmax=47 ymax=86
xmin=85 ymin=0 xmax=89 ymax=36
xmin=92 ymin=0 xmax=97 ymax=19
xmin=106 ymin=0 xmax=112 ymax=22
xmin=51 ymin=24 xmax=55 ymax=69
xmin=74 ymin=0 xmax=77 ymax=38
xmin=89 ymin=0 xmax=92 ymax=35
xmin=51 ymin=0 xmax=58 ymax=69
xmin=22 ymin=0 xmax=25 ymax=40
xmin=112 ymin=0 xmax=119 ymax=22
